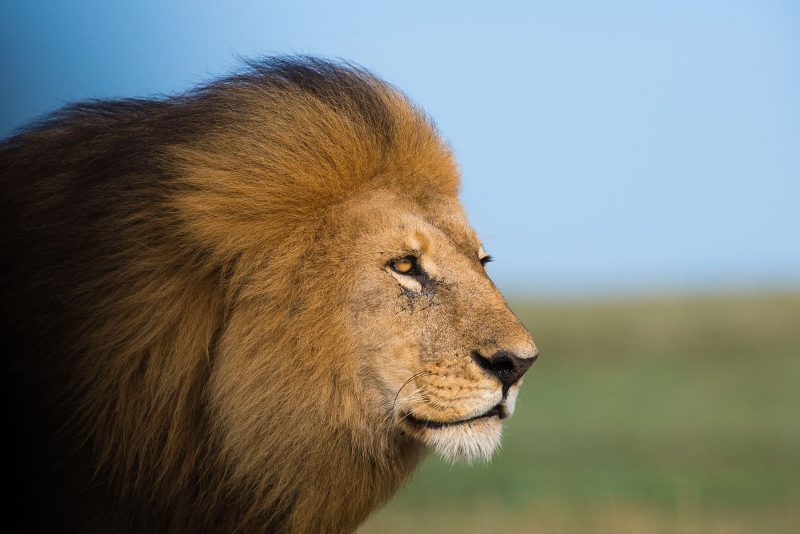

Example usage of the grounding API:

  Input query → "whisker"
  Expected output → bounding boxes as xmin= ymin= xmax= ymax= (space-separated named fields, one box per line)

xmin=379 ymin=388 xmax=425 ymax=427
xmin=391 ymin=370 xmax=431 ymax=414
xmin=372 ymin=380 xmax=430 ymax=439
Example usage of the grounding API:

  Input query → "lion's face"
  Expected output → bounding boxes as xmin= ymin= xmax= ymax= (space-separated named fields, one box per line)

xmin=342 ymin=190 xmax=537 ymax=462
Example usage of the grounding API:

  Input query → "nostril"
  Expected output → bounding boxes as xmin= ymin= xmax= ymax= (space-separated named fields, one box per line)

xmin=488 ymin=352 xmax=517 ymax=377
xmin=471 ymin=350 xmax=535 ymax=389
xmin=470 ymin=350 xmax=494 ymax=372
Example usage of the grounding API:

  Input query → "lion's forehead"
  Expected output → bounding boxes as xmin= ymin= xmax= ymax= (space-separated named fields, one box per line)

xmin=337 ymin=190 xmax=481 ymax=268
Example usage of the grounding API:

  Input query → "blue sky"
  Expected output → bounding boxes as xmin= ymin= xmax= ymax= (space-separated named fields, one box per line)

xmin=2 ymin=1 xmax=798 ymax=296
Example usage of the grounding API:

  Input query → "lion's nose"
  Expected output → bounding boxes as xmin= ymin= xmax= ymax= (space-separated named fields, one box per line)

xmin=471 ymin=350 xmax=537 ymax=390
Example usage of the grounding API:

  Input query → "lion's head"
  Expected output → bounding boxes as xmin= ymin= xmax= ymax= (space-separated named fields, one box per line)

xmin=3 ymin=57 xmax=537 ymax=532
xmin=341 ymin=189 xmax=537 ymax=462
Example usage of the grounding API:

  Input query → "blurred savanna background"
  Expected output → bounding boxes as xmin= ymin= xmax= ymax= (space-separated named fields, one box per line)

xmin=2 ymin=1 xmax=798 ymax=532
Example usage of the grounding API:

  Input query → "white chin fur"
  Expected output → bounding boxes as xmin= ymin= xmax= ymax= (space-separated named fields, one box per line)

xmin=422 ymin=418 xmax=503 ymax=464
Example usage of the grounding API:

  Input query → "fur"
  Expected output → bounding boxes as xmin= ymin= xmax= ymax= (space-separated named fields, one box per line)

xmin=1 ymin=57 xmax=536 ymax=532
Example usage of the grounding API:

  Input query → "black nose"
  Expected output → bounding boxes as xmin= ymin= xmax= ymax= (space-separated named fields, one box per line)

xmin=471 ymin=350 xmax=537 ymax=390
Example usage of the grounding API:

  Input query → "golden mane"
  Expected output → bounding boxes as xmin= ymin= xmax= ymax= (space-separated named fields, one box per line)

xmin=2 ymin=57 xmax=461 ymax=532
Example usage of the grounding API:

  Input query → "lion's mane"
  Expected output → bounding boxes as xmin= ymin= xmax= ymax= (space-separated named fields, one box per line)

xmin=1 ymin=57 xmax=458 ymax=532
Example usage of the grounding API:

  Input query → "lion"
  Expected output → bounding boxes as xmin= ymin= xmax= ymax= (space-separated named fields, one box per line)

xmin=1 ymin=57 xmax=537 ymax=533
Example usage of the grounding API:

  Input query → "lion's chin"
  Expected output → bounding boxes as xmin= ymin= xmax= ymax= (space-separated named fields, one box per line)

xmin=399 ymin=385 xmax=522 ymax=463
xmin=419 ymin=416 xmax=503 ymax=463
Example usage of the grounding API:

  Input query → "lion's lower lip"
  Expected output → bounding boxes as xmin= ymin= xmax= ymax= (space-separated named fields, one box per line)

xmin=404 ymin=404 xmax=507 ymax=430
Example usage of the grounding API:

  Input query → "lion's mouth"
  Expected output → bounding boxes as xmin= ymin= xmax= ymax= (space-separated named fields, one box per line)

xmin=403 ymin=403 xmax=508 ymax=430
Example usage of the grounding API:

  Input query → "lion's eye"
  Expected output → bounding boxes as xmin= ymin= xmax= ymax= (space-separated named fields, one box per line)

xmin=390 ymin=256 xmax=420 ymax=275
xmin=480 ymin=255 xmax=493 ymax=266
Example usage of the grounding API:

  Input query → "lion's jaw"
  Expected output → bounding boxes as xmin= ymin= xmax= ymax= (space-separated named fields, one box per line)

xmin=396 ymin=379 xmax=523 ymax=463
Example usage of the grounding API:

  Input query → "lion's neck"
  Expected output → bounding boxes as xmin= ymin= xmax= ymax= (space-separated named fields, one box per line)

xmin=282 ymin=430 xmax=425 ymax=533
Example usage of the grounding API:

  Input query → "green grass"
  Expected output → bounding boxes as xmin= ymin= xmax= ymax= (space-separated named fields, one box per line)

xmin=360 ymin=293 xmax=800 ymax=533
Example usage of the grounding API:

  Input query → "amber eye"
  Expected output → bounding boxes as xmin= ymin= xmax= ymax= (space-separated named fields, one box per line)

xmin=390 ymin=256 xmax=419 ymax=275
